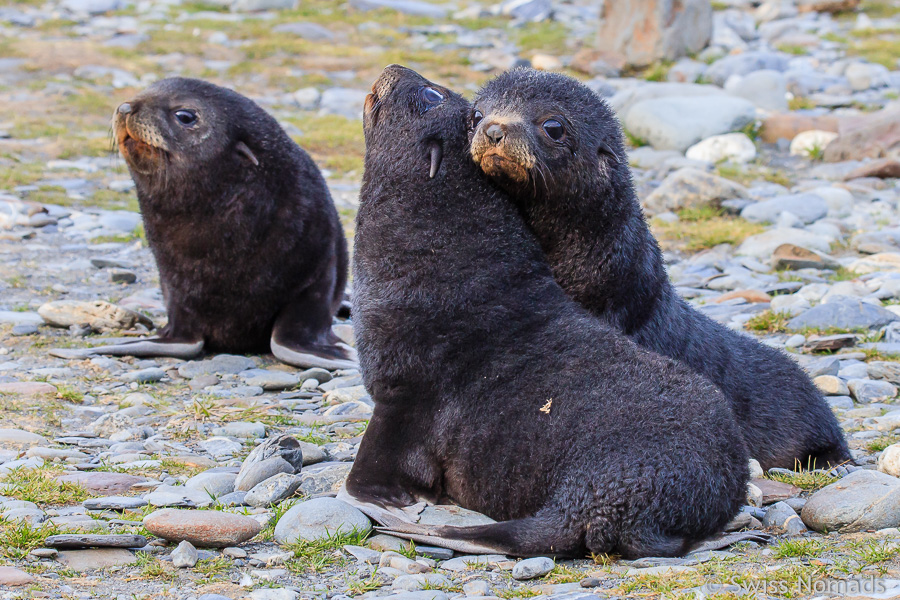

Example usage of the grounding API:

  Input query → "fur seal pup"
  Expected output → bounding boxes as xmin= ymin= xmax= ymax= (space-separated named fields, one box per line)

xmin=469 ymin=68 xmax=851 ymax=471
xmin=343 ymin=65 xmax=748 ymax=559
xmin=51 ymin=78 xmax=355 ymax=370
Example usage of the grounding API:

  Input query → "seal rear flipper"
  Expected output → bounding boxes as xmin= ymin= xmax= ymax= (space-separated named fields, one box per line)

xmin=271 ymin=278 xmax=358 ymax=370
xmin=48 ymin=337 xmax=204 ymax=360
xmin=377 ymin=514 xmax=585 ymax=558
xmin=687 ymin=531 xmax=773 ymax=555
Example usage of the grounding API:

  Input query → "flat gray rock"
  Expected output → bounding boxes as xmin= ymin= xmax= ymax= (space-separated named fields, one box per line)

xmin=177 ymin=355 xmax=255 ymax=379
xmin=44 ymin=534 xmax=147 ymax=549
xmin=787 ymin=297 xmax=899 ymax=331
xmin=741 ymin=193 xmax=828 ymax=225
xmin=83 ymin=496 xmax=148 ymax=511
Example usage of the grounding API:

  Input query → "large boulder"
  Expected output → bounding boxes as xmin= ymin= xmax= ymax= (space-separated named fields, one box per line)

xmin=596 ymin=0 xmax=713 ymax=68
xmin=801 ymin=470 xmax=900 ymax=533
xmin=824 ymin=106 xmax=900 ymax=162
xmin=624 ymin=96 xmax=756 ymax=152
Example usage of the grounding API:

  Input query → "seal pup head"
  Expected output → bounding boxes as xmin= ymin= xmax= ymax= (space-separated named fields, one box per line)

xmin=470 ymin=68 xmax=627 ymax=201
xmin=363 ymin=64 xmax=468 ymax=186
xmin=113 ymin=77 xmax=263 ymax=190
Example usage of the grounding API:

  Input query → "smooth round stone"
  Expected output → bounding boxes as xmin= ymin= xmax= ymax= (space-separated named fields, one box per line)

xmin=83 ymin=496 xmax=148 ymax=511
xmin=273 ymin=497 xmax=371 ymax=545
xmin=11 ymin=324 xmax=38 ymax=336
xmin=235 ymin=456 xmax=294 ymax=492
xmin=239 ymin=369 xmax=300 ymax=390
xmin=878 ymin=444 xmax=900 ymax=477
xmin=0 ymin=428 xmax=49 ymax=448
xmin=512 ymin=556 xmax=555 ymax=580
xmin=185 ymin=471 xmax=237 ymax=498
xmin=143 ymin=508 xmax=262 ymax=547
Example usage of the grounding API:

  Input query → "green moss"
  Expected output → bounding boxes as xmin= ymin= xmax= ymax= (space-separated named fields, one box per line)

xmin=512 ymin=21 xmax=570 ymax=55
xmin=287 ymin=114 xmax=365 ymax=177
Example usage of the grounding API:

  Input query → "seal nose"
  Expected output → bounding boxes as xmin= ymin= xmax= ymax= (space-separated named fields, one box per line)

xmin=117 ymin=103 xmax=132 ymax=115
xmin=485 ymin=124 xmax=504 ymax=145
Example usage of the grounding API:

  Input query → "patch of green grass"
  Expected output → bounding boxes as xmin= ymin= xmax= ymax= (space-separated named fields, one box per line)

xmin=83 ymin=190 xmax=140 ymax=213
xmin=194 ymin=556 xmax=231 ymax=581
xmin=55 ymin=384 xmax=84 ymax=403
xmin=676 ymin=205 xmax=725 ymax=222
xmin=867 ymin=434 xmax=900 ymax=453
xmin=772 ymin=538 xmax=829 ymax=559
xmin=0 ymin=519 xmax=60 ymax=559
xmin=135 ymin=551 xmax=176 ymax=581
xmin=746 ymin=310 xmax=791 ymax=333
xmin=512 ymin=21 xmax=569 ymax=55
xmin=641 ymin=60 xmax=673 ymax=82
xmin=345 ymin=569 xmax=384 ymax=595
xmin=543 ymin=564 xmax=583 ymax=584
xmin=498 ymin=588 xmax=542 ymax=599
xmin=847 ymin=37 xmax=900 ymax=69
xmin=91 ymin=224 xmax=145 ymax=245
xmin=861 ymin=0 xmax=900 ymax=18
xmin=789 ymin=96 xmax=816 ymax=111
xmin=850 ymin=539 xmax=900 ymax=570
xmin=0 ymin=161 xmax=46 ymax=188
xmin=830 ymin=267 xmax=861 ymax=282
xmin=623 ymin=129 xmax=648 ymax=148
xmin=716 ymin=163 xmax=792 ymax=188
xmin=287 ymin=114 xmax=365 ymax=177
xmin=767 ymin=468 xmax=835 ymax=491
xmin=777 ymin=44 xmax=809 ymax=56
xmin=653 ymin=215 xmax=765 ymax=252
xmin=0 ymin=466 xmax=89 ymax=506
xmin=285 ymin=528 xmax=370 ymax=574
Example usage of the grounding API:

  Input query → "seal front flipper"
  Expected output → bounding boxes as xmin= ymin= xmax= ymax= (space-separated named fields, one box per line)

xmin=49 ymin=337 xmax=204 ymax=360
xmin=270 ymin=286 xmax=358 ymax=371
xmin=270 ymin=330 xmax=357 ymax=370
xmin=335 ymin=487 xmax=426 ymax=527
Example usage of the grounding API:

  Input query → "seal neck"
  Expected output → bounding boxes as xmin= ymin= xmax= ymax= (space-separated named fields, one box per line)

xmin=523 ymin=173 xmax=670 ymax=334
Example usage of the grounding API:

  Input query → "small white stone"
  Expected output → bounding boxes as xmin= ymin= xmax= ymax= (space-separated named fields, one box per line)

xmin=789 ymin=130 xmax=838 ymax=158
xmin=685 ymin=133 xmax=757 ymax=164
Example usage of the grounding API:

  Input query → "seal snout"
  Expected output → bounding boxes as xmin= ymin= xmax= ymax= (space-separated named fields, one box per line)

xmin=485 ymin=123 xmax=505 ymax=145
xmin=117 ymin=102 xmax=132 ymax=115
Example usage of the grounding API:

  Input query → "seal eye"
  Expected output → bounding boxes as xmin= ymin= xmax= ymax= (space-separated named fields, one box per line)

xmin=174 ymin=109 xmax=197 ymax=126
xmin=471 ymin=109 xmax=483 ymax=129
xmin=542 ymin=119 xmax=565 ymax=141
xmin=421 ymin=87 xmax=444 ymax=110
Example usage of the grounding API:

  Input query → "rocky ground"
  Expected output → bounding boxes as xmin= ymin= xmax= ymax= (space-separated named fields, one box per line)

xmin=2 ymin=0 xmax=900 ymax=598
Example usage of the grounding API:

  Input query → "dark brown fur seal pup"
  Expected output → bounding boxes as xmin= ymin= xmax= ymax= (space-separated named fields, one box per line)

xmin=470 ymin=68 xmax=851 ymax=471
xmin=51 ymin=78 xmax=355 ymax=370
xmin=343 ymin=65 xmax=748 ymax=559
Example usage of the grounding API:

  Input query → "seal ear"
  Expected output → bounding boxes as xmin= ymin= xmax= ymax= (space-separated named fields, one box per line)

xmin=598 ymin=141 xmax=622 ymax=165
xmin=428 ymin=141 xmax=443 ymax=179
xmin=235 ymin=141 xmax=260 ymax=167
